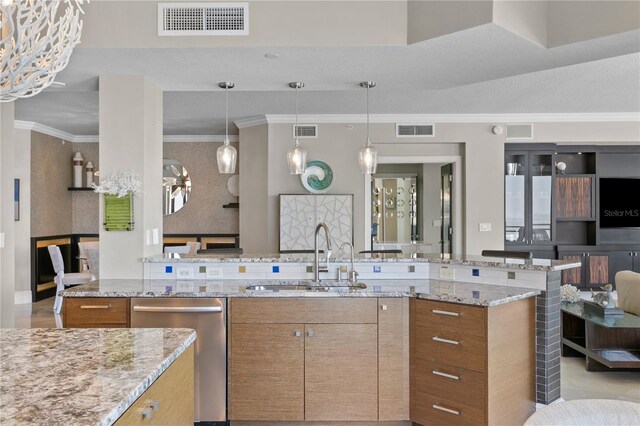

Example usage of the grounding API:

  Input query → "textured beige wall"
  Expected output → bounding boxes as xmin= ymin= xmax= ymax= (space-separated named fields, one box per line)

xmin=163 ymin=142 xmax=240 ymax=234
xmin=71 ymin=142 xmax=99 ymax=234
xmin=30 ymin=132 xmax=73 ymax=237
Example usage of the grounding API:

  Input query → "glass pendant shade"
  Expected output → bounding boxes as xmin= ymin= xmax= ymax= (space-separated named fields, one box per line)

xmin=358 ymin=141 xmax=378 ymax=174
xmin=217 ymin=140 xmax=237 ymax=174
xmin=217 ymin=82 xmax=236 ymax=174
xmin=287 ymin=140 xmax=307 ymax=174
xmin=286 ymin=82 xmax=307 ymax=174
xmin=359 ymin=81 xmax=377 ymax=174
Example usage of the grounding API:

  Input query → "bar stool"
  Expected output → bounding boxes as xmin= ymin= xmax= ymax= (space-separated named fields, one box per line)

xmin=48 ymin=245 xmax=94 ymax=314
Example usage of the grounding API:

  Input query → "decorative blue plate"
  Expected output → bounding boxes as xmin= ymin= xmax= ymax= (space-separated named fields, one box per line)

xmin=301 ymin=160 xmax=334 ymax=194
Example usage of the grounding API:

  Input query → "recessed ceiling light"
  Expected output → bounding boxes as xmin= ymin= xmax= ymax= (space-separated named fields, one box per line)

xmin=264 ymin=52 xmax=279 ymax=59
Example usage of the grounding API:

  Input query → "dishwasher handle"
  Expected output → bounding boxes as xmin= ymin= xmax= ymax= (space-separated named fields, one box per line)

xmin=132 ymin=305 xmax=223 ymax=313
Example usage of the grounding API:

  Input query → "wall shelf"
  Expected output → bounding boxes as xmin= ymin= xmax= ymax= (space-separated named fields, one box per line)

xmin=223 ymin=202 xmax=239 ymax=209
xmin=68 ymin=187 xmax=95 ymax=191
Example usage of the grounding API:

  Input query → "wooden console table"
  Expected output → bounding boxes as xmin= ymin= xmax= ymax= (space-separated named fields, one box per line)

xmin=561 ymin=301 xmax=640 ymax=371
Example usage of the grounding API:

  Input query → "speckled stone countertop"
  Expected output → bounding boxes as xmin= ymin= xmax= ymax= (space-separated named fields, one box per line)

xmin=0 ymin=328 xmax=196 ymax=426
xmin=62 ymin=279 xmax=539 ymax=307
xmin=142 ymin=252 xmax=580 ymax=272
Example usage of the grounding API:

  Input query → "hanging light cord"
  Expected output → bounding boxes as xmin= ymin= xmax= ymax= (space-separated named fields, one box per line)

xmin=295 ymin=85 xmax=300 ymax=147
xmin=225 ymin=85 xmax=229 ymax=145
xmin=366 ymin=84 xmax=370 ymax=147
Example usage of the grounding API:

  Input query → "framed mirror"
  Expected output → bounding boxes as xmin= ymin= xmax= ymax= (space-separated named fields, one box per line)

xmin=163 ymin=159 xmax=191 ymax=215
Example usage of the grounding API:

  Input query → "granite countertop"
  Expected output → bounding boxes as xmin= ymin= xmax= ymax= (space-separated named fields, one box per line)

xmin=0 ymin=328 xmax=196 ymax=426
xmin=142 ymin=252 xmax=580 ymax=272
xmin=62 ymin=279 xmax=540 ymax=307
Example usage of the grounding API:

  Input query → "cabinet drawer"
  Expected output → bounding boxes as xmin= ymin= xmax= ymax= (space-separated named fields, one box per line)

xmin=230 ymin=298 xmax=377 ymax=324
xmin=411 ymin=390 xmax=484 ymax=426
xmin=64 ymin=298 xmax=129 ymax=327
xmin=413 ymin=324 xmax=487 ymax=372
xmin=411 ymin=358 xmax=485 ymax=409
xmin=115 ymin=345 xmax=194 ymax=425
xmin=414 ymin=299 xmax=486 ymax=338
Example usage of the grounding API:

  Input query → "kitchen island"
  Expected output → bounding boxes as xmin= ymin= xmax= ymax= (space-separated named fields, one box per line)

xmin=0 ymin=328 xmax=195 ymax=426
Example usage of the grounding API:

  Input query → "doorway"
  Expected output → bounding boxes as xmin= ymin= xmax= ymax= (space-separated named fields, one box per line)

xmin=364 ymin=157 xmax=462 ymax=255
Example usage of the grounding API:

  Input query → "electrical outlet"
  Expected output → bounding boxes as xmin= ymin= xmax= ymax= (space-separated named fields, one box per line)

xmin=206 ymin=267 xmax=223 ymax=278
xmin=439 ymin=266 xmax=455 ymax=280
xmin=176 ymin=267 xmax=193 ymax=278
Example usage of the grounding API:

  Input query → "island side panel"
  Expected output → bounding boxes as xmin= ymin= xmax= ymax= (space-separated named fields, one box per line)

xmin=536 ymin=270 xmax=562 ymax=404
xmin=487 ymin=297 xmax=536 ymax=425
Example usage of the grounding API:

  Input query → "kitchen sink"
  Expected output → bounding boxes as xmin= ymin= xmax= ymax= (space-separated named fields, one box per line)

xmin=245 ymin=282 xmax=367 ymax=292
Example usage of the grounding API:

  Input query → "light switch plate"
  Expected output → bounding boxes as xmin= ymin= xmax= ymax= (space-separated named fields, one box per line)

xmin=479 ymin=223 xmax=492 ymax=232
xmin=0 ymin=232 xmax=4 ymax=248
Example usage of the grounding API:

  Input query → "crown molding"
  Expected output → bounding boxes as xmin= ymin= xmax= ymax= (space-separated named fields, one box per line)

xmin=234 ymin=116 xmax=268 ymax=129
xmin=239 ymin=112 xmax=640 ymax=126
xmin=164 ymin=135 xmax=239 ymax=143
xmin=13 ymin=121 xmax=238 ymax=143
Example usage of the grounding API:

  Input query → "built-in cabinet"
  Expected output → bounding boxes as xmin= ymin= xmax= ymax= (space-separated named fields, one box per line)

xmin=228 ymin=297 xmax=406 ymax=422
xmin=505 ymin=144 xmax=640 ymax=289
xmin=410 ymin=298 xmax=535 ymax=426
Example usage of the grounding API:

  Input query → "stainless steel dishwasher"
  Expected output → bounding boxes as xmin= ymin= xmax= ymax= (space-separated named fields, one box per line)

xmin=130 ymin=298 xmax=226 ymax=423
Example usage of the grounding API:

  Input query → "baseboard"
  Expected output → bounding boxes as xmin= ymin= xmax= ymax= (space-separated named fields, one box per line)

xmin=14 ymin=291 xmax=32 ymax=305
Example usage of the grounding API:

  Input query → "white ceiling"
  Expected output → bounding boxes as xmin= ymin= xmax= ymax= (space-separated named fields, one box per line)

xmin=13 ymin=23 xmax=640 ymax=136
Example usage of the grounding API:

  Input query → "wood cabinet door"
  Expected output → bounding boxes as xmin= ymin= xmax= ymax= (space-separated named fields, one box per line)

xmin=63 ymin=297 xmax=129 ymax=327
xmin=555 ymin=176 xmax=593 ymax=219
xmin=304 ymin=323 xmax=378 ymax=421
xmin=560 ymin=254 xmax=583 ymax=287
xmin=229 ymin=323 xmax=304 ymax=421
xmin=586 ymin=254 xmax=610 ymax=288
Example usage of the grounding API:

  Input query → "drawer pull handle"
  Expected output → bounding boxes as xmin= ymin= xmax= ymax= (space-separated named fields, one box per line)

xmin=432 ymin=309 xmax=460 ymax=317
xmin=433 ymin=404 xmax=460 ymax=416
xmin=80 ymin=305 xmax=111 ymax=309
xmin=432 ymin=370 xmax=460 ymax=381
xmin=432 ymin=336 xmax=460 ymax=345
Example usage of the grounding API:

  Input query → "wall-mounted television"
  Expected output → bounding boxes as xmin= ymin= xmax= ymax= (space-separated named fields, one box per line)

xmin=599 ymin=178 xmax=640 ymax=228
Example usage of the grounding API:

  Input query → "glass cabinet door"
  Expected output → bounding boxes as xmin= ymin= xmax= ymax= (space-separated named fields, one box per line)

xmin=505 ymin=154 xmax=526 ymax=243
xmin=530 ymin=154 xmax=553 ymax=244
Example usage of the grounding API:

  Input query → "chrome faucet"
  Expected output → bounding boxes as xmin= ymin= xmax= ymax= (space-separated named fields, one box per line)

xmin=314 ymin=222 xmax=332 ymax=282
xmin=340 ymin=242 xmax=359 ymax=284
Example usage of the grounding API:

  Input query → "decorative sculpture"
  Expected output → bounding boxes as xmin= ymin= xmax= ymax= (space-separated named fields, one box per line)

xmin=591 ymin=284 xmax=615 ymax=308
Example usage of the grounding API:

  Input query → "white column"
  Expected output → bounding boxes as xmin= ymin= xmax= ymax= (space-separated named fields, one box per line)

xmin=0 ymin=102 xmax=16 ymax=327
xmin=99 ymin=76 xmax=163 ymax=278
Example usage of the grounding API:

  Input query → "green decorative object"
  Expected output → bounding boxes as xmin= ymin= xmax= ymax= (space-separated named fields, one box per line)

xmin=301 ymin=160 xmax=334 ymax=194
xmin=104 ymin=194 xmax=134 ymax=231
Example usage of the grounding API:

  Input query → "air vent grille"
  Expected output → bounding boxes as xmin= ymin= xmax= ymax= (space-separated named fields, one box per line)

xmin=506 ymin=123 xmax=533 ymax=140
xmin=396 ymin=124 xmax=435 ymax=137
xmin=159 ymin=3 xmax=249 ymax=36
xmin=293 ymin=125 xmax=317 ymax=138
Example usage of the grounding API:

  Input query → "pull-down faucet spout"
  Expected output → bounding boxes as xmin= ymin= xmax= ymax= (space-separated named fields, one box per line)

xmin=314 ymin=222 xmax=332 ymax=282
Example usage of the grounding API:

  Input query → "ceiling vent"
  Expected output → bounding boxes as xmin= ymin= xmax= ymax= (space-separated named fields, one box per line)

xmin=158 ymin=3 xmax=249 ymax=36
xmin=396 ymin=124 xmax=435 ymax=137
xmin=506 ymin=123 xmax=533 ymax=140
xmin=293 ymin=125 xmax=317 ymax=138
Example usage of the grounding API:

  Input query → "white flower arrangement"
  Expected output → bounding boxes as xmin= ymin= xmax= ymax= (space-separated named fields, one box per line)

xmin=561 ymin=284 xmax=581 ymax=303
xmin=93 ymin=169 xmax=143 ymax=198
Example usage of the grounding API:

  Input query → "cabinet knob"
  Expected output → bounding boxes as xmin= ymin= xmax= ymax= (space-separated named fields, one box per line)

xmin=141 ymin=408 xmax=153 ymax=420
xmin=294 ymin=330 xmax=301 ymax=337
xmin=307 ymin=330 xmax=314 ymax=337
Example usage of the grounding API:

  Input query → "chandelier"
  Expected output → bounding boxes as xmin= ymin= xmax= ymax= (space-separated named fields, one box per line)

xmin=0 ymin=0 xmax=87 ymax=102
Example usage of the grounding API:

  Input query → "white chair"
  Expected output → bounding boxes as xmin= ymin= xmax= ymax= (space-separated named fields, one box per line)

xmin=186 ymin=241 xmax=201 ymax=254
xmin=85 ymin=248 xmax=100 ymax=279
xmin=78 ymin=241 xmax=99 ymax=271
xmin=48 ymin=245 xmax=94 ymax=314
xmin=164 ymin=245 xmax=191 ymax=254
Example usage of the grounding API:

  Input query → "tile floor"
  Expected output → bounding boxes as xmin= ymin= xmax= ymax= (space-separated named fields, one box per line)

xmin=14 ymin=298 xmax=640 ymax=406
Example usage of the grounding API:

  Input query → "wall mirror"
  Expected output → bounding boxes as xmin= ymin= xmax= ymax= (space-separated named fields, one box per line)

xmin=371 ymin=175 xmax=418 ymax=245
xmin=163 ymin=159 xmax=191 ymax=215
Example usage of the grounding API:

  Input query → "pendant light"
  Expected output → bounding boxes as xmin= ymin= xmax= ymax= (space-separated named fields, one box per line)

xmin=358 ymin=81 xmax=378 ymax=174
xmin=216 ymin=82 xmax=237 ymax=174
xmin=287 ymin=82 xmax=308 ymax=174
